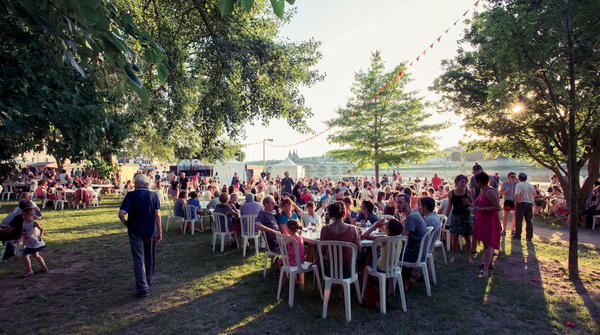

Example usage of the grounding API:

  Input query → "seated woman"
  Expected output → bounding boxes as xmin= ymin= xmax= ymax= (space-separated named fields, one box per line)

xmin=582 ymin=186 xmax=600 ymax=228
xmin=34 ymin=180 xmax=48 ymax=200
xmin=548 ymin=185 xmax=567 ymax=217
xmin=355 ymin=199 xmax=380 ymax=225
xmin=375 ymin=191 xmax=386 ymax=213
xmin=320 ymin=201 xmax=362 ymax=278
xmin=173 ymin=191 xmax=187 ymax=218
xmin=342 ymin=197 xmax=357 ymax=224
xmin=533 ymin=184 xmax=548 ymax=216
xmin=383 ymin=193 xmax=397 ymax=216
xmin=46 ymin=181 xmax=60 ymax=206
xmin=214 ymin=192 xmax=241 ymax=234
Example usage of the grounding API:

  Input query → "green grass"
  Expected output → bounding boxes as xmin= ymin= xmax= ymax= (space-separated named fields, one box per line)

xmin=1 ymin=197 xmax=599 ymax=334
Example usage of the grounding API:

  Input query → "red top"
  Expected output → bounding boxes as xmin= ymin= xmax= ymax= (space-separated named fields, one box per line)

xmin=432 ymin=175 xmax=442 ymax=189
xmin=473 ymin=189 xmax=501 ymax=250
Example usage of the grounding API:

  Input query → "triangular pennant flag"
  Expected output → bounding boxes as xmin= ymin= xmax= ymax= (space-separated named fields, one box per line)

xmin=474 ymin=0 xmax=480 ymax=6
xmin=393 ymin=76 xmax=397 ymax=80
xmin=403 ymin=66 xmax=408 ymax=71
xmin=437 ymin=36 xmax=441 ymax=41
xmin=409 ymin=62 xmax=413 ymax=66
xmin=416 ymin=56 xmax=420 ymax=61
xmin=445 ymin=28 xmax=450 ymax=33
xmin=463 ymin=10 xmax=469 ymax=16
xmin=453 ymin=20 xmax=458 ymax=25
xmin=399 ymin=72 xmax=403 ymax=77
xmin=422 ymin=50 xmax=426 ymax=55
xmin=430 ymin=43 xmax=434 ymax=48
xmin=385 ymin=83 xmax=388 ymax=88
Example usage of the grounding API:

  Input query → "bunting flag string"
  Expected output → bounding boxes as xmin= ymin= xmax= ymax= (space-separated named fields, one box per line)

xmin=240 ymin=0 xmax=482 ymax=149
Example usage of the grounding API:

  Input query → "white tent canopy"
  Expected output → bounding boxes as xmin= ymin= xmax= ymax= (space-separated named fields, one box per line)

xmin=270 ymin=158 xmax=303 ymax=180
xmin=212 ymin=160 xmax=247 ymax=184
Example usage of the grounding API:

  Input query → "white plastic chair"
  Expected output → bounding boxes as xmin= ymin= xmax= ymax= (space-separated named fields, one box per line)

xmin=240 ymin=214 xmax=259 ymax=257
xmin=317 ymin=240 xmax=362 ymax=322
xmin=211 ymin=212 xmax=240 ymax=252
xmin=275 ymin=233 xmax=323 ymax=307
xmin=164 ymin=201 xmax=183 ymax=232
xmin=399 ymin=226 xmax=434 ymax=296
xmin=362 ymin=235 xmax=408 ymax=314
xmin=426 ymin=225 xmax=443 ymax=285
xmin=442 ymin=215 xmax=463 ymax=251
xmin=260 ymin=230 xmax=281 ymax=277
xmin=1 ymin=184 xmax=14 ymax=201
xmin=54 ymin=191 xmax=67 ymax=210
xmin=434 ymin=215 xmax=448 ymax=265
xmin=184 ymin=204 xmax=201 ymax=235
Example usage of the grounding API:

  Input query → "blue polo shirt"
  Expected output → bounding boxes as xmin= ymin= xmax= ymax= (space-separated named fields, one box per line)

xmin=356 ymin=211 xmax=379 ymax=224
xmin=120 ymin=188 xmax=160 ymax=238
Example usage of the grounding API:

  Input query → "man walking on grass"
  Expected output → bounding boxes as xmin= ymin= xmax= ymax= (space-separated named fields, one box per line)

xmin=119 ymin=174 xmax=162 ymax=297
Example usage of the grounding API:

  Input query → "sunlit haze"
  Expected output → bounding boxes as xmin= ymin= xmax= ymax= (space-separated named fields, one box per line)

xmin=241 ymin=0 xmax=478 ymax=162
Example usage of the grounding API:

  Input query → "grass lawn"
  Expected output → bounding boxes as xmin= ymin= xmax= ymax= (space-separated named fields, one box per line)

xmin=1 ymin=197 xmax=599 ymax=334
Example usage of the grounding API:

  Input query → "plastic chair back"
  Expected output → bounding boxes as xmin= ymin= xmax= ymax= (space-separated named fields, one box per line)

xmin=212 ymin=212 xmax=230 ymax=233
xmin=185 ymin=204 xmax=197 ymax=220
xmin=438 ymin=214 xmax=447 ymax=227
xmin=417 ymin=226 xmax=434 ymax=263
xmin=370 ymin=236 xmax=407 ymax=276
xmin=276 ymin=233 xmax=300 ymax=269
xmin=317 ymin=240 xmax=357 ymax=281
xmin=240 ymin=214 xmax=258 ymax=237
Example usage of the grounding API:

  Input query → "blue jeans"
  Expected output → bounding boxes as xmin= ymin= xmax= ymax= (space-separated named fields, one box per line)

xmin=128 ymin=232 xmax=155 ymax=294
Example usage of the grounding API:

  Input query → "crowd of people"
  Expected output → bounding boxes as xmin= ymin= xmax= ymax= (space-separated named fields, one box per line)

xmin=3 ymin=162 xmax=599 ymax=300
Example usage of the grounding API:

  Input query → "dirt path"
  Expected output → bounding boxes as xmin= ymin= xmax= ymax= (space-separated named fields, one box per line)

xmin=534 ymin=225 xmax=600 ymax=249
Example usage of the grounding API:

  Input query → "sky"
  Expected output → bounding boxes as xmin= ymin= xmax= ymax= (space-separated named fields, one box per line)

xmin=242 ymin=0 xmax=478 ymax=162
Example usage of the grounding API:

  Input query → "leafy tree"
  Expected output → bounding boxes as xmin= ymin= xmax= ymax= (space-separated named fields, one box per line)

xmin=432 ymin=0 xmax=600 ymax=277
xmin=218 ymin=0 xmax=296 ymax=19
xmin=327 ymin=51 xmax=441 ymax=182
xmin=0 ymin=17 xmax=133 ymax=170
xmin=118 ymin=0 xmax=323 ymax=161
xmin=0 ymin=0 xmax=172 ymax=103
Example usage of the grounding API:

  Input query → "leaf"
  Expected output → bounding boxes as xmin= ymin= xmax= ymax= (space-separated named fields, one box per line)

xmin=285 ymin=0 xmax=295 ymax=4
xmin=157 ymin=63 xmax=169 ymax=83
xmin=131 ymin=64 xmax=143 ymax=76
xmin=143 ymin=48 xmax=157 ymax=63
xmin=124 ymin=64 xmax=142 ymax=88
xmin=65 ymin=51 xmax=86 ymax=78
xmin=240 ymin=0 xmax=254 ymax=12
xmin=220 ymin=0 xmax=235 ymax=16
xmin=270 ymin=0 xmax=284 ymax=18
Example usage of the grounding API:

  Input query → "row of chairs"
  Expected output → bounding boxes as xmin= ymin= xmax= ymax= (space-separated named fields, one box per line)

xmin=267 ymin=224 xmax=443 ymax=322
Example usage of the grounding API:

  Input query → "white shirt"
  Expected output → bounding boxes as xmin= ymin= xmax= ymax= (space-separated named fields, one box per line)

xmin=515 ymin=181 xmax=535 ymax=204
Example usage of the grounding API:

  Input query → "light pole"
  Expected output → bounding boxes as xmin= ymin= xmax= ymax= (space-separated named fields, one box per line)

xmin=263 ymin=138 xmax=274 ymax=173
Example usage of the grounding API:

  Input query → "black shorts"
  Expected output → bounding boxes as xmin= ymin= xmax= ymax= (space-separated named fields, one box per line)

xmin=503 ymin=200 xmax=515 ymax=210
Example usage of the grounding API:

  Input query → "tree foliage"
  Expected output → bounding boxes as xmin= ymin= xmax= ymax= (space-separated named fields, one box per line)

xmin=0 ymin=0 xmax=173 ymax=104
xmin=119 ymin=0 xmax=323 ymax=161
xmin=327 ymin=51 xmax=441 ymax=181
xmin=0 ymin=18 xmax=134 ymax=169
xmin=432 ymin=0 xmax=600 ymax=277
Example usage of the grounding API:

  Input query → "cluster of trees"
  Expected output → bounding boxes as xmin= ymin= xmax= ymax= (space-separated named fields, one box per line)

xmin=0 ymin=0 xmax=321 ymax=174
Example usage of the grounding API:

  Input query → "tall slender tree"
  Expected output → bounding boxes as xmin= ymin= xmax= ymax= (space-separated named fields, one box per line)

xmin=327 ymin=51 xmax=441 ymax=182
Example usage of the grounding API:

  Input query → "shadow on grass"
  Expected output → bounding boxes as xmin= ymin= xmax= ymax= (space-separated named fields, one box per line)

xmin=571 ymin=278 xmax=600 ymax=329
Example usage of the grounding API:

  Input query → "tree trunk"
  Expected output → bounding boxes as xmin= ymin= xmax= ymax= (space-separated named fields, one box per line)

xmin=565 ymin=2 xmax=579 ymax=279
xmin=375 ymin=164 xmax=380 ymax=183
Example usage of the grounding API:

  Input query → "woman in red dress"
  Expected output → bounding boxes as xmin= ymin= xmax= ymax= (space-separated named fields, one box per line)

xmin=472 ymin=172 xmax=501 ymax=278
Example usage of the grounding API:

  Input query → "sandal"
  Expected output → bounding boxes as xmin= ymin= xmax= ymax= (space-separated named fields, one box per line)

xmin=20 ymin=271 xmax=34 ymax=279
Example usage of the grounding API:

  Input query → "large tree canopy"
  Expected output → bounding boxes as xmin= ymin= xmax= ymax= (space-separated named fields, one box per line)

xmin=432 ymin=0 xmax=600 ymax=277
xmin=119 ymin=0 xmax=323 ymax=161
xmin=327 ymin=51 xmax=441 ymax=182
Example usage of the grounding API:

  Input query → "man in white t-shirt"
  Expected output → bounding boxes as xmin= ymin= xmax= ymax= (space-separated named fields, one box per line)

xmin=514 ymin=172 xmax=536 ymax=241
